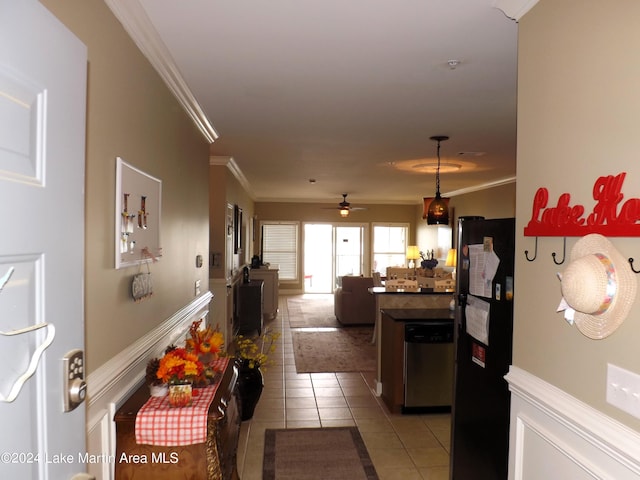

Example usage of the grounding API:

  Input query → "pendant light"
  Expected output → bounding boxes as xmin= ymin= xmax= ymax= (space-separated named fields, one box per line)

xmin=426 ymin=135 xmax=450 ymax=225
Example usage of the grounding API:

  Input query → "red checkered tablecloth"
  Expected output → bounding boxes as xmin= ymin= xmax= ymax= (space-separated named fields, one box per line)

xmin=135 ymin=357 xmax=229 ymax=446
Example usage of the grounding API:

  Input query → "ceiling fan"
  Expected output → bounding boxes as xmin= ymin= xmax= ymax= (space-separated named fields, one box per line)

xmin=323 ymin=194 xmax=367 ymax=217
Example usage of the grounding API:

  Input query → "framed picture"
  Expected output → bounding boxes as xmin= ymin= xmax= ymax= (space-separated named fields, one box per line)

xmin=234 ymin=204 xmax=243 ymax=254
xmin=115 ymin=157 xmax=162 ymax=269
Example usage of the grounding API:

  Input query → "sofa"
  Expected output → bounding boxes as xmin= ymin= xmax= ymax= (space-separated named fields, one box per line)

xmin=334 ymin=275 xmax=376 ymax=326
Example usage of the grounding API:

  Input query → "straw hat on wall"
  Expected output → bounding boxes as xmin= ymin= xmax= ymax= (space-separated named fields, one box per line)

xmin=558 ymin=234 xmax=637 ymax=339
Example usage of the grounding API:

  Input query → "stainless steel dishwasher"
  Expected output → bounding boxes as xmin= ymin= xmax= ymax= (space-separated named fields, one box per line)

xmin=404 ymin=321 xmax=454 ymax=412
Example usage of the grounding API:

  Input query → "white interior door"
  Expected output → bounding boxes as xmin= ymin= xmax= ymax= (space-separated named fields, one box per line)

xmin=0 ymin=1 xmax=87 ymax=478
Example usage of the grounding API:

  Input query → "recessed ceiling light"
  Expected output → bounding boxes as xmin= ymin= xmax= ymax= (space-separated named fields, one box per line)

xmin=447 ymin=59 xmax=461 ymax=69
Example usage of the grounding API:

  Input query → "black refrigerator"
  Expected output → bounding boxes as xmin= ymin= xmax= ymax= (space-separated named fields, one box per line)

xmin=450 ymin=217 xmax=515 ymax=480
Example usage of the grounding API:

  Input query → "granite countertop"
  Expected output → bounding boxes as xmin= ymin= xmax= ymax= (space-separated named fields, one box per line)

xmin=369 ymin=287 xmax=455 ymax=295
xmin=380 ymin=308 xmax=454 ymax=321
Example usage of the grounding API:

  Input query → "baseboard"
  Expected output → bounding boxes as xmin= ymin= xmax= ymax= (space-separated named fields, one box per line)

xmin=506 ymin=366 xmax=640 ymax=479
xmin=85 ymin=291 xmax=212 ymax=480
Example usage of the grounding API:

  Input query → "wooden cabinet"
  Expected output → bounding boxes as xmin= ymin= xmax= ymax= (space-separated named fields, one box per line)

xmin=380 ymin=311 xmax=406 ymax=414
xmin=237 ymin=279 xmax=263 ymax=335
xmin=114 ymin=361 xmax=241 ymax=480
xmin=249 ymin=267 xmax=279 ymax=320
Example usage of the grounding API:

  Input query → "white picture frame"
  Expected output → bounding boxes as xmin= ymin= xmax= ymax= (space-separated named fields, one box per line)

xmin=115 ymin=157 xmax=162 ymax=269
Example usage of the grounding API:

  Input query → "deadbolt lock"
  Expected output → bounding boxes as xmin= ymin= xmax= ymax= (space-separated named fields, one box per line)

xmin=63 ymin=349 xmax=86 ymax=412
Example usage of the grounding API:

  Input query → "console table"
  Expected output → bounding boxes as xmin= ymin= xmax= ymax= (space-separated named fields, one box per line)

xmin=114 ymin=360 xmax=240 ymax=480
xmin=249 ymin=266 xmax=279 ymax=320
xmin=237 ymin=279 xmax=263 ymax=335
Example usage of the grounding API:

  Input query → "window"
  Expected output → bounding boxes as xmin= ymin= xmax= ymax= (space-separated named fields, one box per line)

xmin=372 ymin=223 xmax=409 ymax=274
xmin=261 ymin=222 xmax=299 ymax=281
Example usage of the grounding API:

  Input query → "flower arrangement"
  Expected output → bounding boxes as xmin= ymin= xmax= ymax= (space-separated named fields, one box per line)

xmin=144 ymin=320 xmax=226 ymax=394
xmin=185 ymin=319 xmax=225 ymax=386
xmin=156 ymin=347 xmax=204 ymax=385
xmin=186 ymin=319 xmax=224 ymax=358
xmin=232 ymin=328 xmax=280 ymax=370
xmin=420 ymin=250 xmax=438 ymax=270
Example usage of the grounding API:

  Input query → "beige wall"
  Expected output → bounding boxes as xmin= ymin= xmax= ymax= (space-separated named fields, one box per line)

xmin=450 ymin=183 xmax=516 ymax=221
xmin=208 ymin=164 xmax=255 ymax=280
xmin=42 ymin=0 xmax=211 ymax=373
xmin=516 ymin=0 xmax=640 ymax=431
xmin=255 ymin=202 xmax=418 ymax=290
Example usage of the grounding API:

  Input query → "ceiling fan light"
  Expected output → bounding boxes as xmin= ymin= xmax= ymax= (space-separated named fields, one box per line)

xmin=339 ymin=208 xmax=350 ymax=217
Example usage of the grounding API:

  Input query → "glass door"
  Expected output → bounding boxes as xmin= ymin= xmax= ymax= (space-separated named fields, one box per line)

xmin=334 ymin=226 xmax=364 ymax=282
xmin=303 ymin=224 xmax=365 ymax=293
xmin=303 ymin=224 xmax=333 ymax=293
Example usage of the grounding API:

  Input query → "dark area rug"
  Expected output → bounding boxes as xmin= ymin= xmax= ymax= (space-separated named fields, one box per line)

xmin=263 ymin=427 xmax=379 ymax=480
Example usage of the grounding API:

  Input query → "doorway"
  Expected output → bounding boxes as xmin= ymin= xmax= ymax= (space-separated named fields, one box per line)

xmin=303 ymin=224 xmax=365 ymax=293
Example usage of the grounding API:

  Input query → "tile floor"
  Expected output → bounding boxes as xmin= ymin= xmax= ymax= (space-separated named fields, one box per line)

xmin=236 ymin=296 xmax=451 ymax=480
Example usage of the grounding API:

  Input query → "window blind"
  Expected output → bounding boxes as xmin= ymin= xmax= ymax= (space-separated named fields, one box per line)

xmin=262 ymin=223 xmax=298 ymax=281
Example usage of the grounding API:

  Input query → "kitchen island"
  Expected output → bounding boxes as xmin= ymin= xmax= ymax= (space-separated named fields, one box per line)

xmin=369 ymin=287 xmax=454 ymax=396
xmin=379 ymin=308 xmax=454 ymax=413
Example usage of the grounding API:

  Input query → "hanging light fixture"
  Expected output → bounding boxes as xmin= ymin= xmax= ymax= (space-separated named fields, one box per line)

xmin=426 ymin=135 xmax=450 ymax=225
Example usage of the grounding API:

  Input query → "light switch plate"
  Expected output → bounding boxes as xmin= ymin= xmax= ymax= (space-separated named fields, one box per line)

xmin=606 ymin=363 xmax=640 ymax=419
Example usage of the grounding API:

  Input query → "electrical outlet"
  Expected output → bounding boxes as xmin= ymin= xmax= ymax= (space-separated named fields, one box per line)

xmin=606 ymin=363 xmax=640 ymax=419
xmin=195 ymin=279 xmax=201 ymax=296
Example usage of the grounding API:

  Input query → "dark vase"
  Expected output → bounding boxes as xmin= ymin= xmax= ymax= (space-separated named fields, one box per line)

xmin=237 ymin=360 xmax=264 ymax=421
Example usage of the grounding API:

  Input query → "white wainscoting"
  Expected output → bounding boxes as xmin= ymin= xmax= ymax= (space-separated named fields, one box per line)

xmin=85 ymin=291 xmax=213 ymax=480
xmin=506 ymin=366 xmax=640 ymax=480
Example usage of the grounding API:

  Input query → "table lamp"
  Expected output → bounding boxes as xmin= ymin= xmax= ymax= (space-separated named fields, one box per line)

xmin=445 ymin=248 xmax=457 ymax=280
xmin=406 ymin=245 xmax=420 ymax=269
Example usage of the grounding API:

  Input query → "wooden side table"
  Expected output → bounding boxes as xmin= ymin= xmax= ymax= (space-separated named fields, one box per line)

xmin=114 ymin=360 xmax=240 ymax=480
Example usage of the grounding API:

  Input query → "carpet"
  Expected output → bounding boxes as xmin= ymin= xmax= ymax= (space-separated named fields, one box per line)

xmin=263 ymin=427 xmax=379 ymax=480
xmin=287 ymin=294 xmax=376 ymax=373
xmin=287 ymin=294 xmax=340 ymax=328
xmin=292 ymin=327 xmax=376 ymax=373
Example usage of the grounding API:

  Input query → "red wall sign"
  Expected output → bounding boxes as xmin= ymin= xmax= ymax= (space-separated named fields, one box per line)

xmin=524 ymin=172 xmax=640 ymax=237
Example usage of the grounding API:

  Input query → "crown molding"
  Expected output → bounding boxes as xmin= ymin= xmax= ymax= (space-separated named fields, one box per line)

xmin=210 ymin=156 xmax=254 ymax=197
xmin=492 ymin=0 xmax=539 ymax=21
xmin=104 ymin=0 xmax=218 ymax=143
xmin=444 ymin=176 xmax=516 ymax=198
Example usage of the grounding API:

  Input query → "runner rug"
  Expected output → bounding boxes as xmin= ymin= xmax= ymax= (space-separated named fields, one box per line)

xmin=263 ymin=427 xmax=379 ymax=480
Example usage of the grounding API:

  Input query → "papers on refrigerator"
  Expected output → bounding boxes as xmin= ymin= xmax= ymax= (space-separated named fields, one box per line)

xmin=465 ymin=295 xmax=490 ymax=345
xmin=468 ymin=244 xmax=500 ymax=298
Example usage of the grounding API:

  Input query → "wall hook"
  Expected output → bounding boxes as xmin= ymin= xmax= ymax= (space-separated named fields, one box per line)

xmin=552 ymin=237 xmax=567 ymax=265
xmin=524 ymin=237 xmax=538 ymax=262
xmin=629 ymin=258 xmax=640 ymax=274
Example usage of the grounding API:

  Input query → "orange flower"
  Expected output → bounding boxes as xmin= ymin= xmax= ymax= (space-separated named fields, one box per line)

xmin=186 ymin=320 xmax=224 ymax=356
xmin=156 ymin=348 xmax=203 ymax=384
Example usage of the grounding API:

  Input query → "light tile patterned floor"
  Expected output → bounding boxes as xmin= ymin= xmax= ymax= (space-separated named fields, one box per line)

xmin=236 ymin=295 xmax=451 ymax=480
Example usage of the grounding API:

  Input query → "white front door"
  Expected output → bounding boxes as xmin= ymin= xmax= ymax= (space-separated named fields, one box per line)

xmin=0 ymin=1 xmax=87 ymax=478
